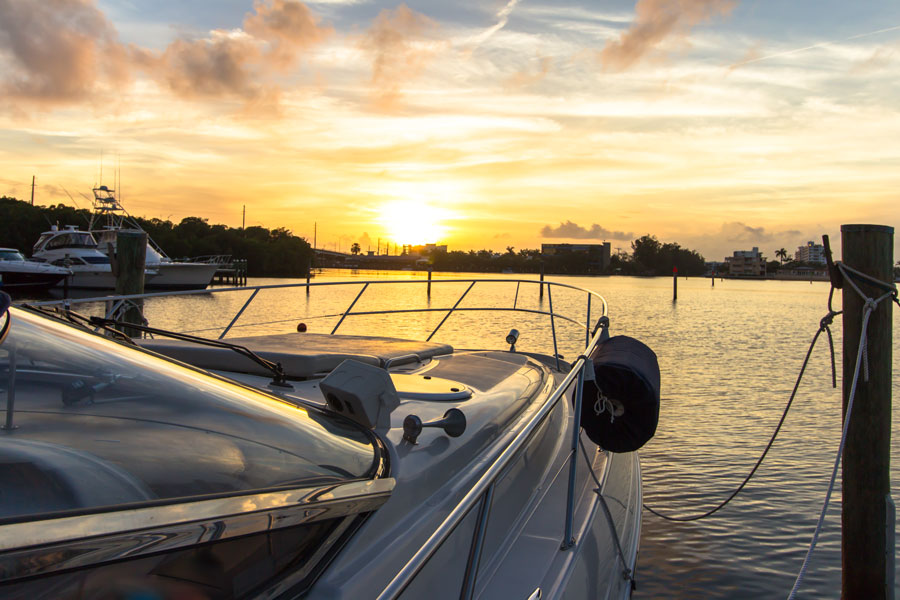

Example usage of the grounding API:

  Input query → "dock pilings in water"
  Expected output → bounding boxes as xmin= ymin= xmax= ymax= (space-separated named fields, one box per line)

xmin=213 ymin=259 xmax=248 ymax=286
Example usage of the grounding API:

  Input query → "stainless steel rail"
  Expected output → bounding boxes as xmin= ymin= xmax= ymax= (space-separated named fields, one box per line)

xmin=27 ymin=278 xmax=608 ymax=356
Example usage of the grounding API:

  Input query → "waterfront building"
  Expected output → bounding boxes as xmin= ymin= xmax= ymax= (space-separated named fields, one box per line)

xmin=794 ymin=241 xmax=826 ymax=264
xmin=541 ymin=242 xmax=611 ymax=271
xmin=403 ymin=244 xmax=448 ymax=256
xmin=725 ymin=247 xmax=766 ymax=277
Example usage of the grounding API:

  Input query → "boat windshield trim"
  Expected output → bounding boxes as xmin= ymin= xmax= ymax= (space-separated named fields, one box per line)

xmin=0 ymin=478 xmax=394 ymax=582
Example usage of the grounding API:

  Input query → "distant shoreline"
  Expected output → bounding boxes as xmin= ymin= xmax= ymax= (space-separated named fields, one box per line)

xmin=243 ymin=268 xmax=835 ymax=283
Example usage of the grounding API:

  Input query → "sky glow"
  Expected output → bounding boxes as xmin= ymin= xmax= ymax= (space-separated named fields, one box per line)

xmin=0 ymin=0 xmax=898 ymax=261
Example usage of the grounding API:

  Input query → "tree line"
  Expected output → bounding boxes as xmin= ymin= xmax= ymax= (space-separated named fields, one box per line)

xmin=1 ymin=195 xmax=712 ymax=277
xmin=0 ymin=196 xmax=312 ymax=277
xmin=427 ymin=234 xmax=708 ymax=276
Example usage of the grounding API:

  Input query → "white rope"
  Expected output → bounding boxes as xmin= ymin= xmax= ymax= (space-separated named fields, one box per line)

xmin=786 ymin=281 xmax=895 ymax=599
xmin=593 ymin=388 xmax=616 ymax=422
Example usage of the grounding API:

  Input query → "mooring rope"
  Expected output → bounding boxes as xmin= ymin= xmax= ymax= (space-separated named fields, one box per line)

xmin=643 ymin=264 xmax=896 ymax=525
xmin=786 ymin=265 xmax=896 ymax=599
xmin=642 ymin=300 xmax=840 ymax=522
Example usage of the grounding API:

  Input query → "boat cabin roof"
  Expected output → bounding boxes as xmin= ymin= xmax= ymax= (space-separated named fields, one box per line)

xmin=139 ymin=332 xmax=454 ymax=378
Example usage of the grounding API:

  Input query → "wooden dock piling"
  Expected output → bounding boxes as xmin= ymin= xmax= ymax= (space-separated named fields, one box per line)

xmin=427 ymin=266 xmax=432 ymax=299
xmin=840 ymin=224 xmax=894 ymax=600
xmin=672 ymin=266 xmax=678 ymax=301
xmin=114 ymin=230 xmax=147 ymax=337
xmin=539 ymin=263 xmax=545 ymax=301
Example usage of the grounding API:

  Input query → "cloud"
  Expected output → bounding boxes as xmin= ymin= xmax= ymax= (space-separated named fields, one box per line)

xmin=717 ymin=221 xmax=801 ymax=243
xmin=143 ymin=0 xmax=333 ymax=102
xmin=599 ymin=0 xmax=736 ymax=72
xmin=0 ymin=0 xmax=131 ymax=104
xmin=541 ymin=220 xmax=634 ymax=240
xmin=0 ymin=0 xmax=333 ymax=111
xmin=467 ymin=0 xmax=521 ymax=48
xmin=506 ymin=56 xmax=553 ymax=89
xmin=244 ymin=0 xmax=333 ymax=69
xmin=850 ymin=46 xmax=896 ymax=75
xmin=360 ymin=4 xmax=440 ymax=111
xmin=685 ymin=222 xmax=808 ymax=261
xmin=146 ymin=31 xmax=264 ymax=99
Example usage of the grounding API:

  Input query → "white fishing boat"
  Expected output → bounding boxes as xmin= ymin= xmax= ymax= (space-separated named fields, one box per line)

xmin=91 ymin=185 xmax=219 ymax=290
xmin=30 ymin=225 xmax=158 ymax=290
xmin=0 ymin=248 xmax=70 ymax=292
xmin=0 ymin=278 xmax=659 ymax=599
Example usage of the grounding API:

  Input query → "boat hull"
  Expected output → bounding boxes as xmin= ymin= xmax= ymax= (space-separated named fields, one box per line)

xmin=0 ymin=270 xmax=68 ymax=292
xmin=144 ymin=262 xmax=218 ymax=290
xmin=309 ymin=360 xmax=641 ymax=600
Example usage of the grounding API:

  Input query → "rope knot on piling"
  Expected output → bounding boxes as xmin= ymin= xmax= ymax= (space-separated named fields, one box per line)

xmin=863 ymin=297 xmax=878 ymax=313
xmin=818 ymin=311 xmax=838 ymax=330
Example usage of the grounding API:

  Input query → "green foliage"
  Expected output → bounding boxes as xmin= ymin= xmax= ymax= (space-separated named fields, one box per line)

xmin=429 ymin=234 xmax=707 ymax=276
xmin=0 ymin=196 xmax=311 ymax=277
xmin=625 ymin=234 xmax=707 ymax=276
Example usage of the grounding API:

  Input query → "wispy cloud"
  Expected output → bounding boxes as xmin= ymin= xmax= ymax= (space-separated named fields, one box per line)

xmin=467 ymin=0 xmax=521 ymax=47
xmin=600 ymin=0 xmax=736 ymax=72
xmin=506 ymin=56 xmax=552 ymax=89
xmin=360 ymin=4 xmax=441 ymax=111
xmin=728 ymin=23 xmax=900 ymax=70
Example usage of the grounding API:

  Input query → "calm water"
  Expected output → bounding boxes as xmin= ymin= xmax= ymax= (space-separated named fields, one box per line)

xmin=18 ymin=270 xmax=900 ymax=598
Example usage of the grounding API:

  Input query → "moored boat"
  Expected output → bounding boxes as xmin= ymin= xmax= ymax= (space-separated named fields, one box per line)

xmin=0 ymin=278 xmax=659 ymax=599
xmin=30 ymin=225 xmax=158 ymax=290
xmin=91 ymin=185 xmax=219 ymax=290
xmin=0 ymin=248 xmax=70 ymax=293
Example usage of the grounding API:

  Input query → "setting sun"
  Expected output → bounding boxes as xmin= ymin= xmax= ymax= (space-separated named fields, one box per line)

xmin=378 ymin=200 xmax=450 ymax=245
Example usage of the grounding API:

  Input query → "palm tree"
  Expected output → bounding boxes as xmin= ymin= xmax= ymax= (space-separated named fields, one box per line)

xmin=350 ymin=242 xmax=361 ymax=255
xmin=775 ymin=248 xmax=788 ymax=264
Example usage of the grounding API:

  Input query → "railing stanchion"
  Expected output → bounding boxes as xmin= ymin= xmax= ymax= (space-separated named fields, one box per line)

xmin=562 ymin=359 xmax=587 ymax=548
xmin=331 ymin=283 xmax=369 ymax=334
xmin=585 ymin=294 xmax=592 ymax=348
xmin=547 ymin=283 xmax=560 ymax=371
xmin=460 ymin=484 xmax=495 ymax=600
xmin=218 ymin=288 xmax=259 ymax=339
xmin=427 ymin=281 xmax=475 ymax=341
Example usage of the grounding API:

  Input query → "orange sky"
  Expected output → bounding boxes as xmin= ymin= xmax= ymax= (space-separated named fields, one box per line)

xmin=1 ymin=0 xmax=899 ymax=261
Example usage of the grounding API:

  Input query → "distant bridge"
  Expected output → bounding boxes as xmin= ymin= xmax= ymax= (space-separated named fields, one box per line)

xmin=313 ymin=248 xmax=425 ymax=270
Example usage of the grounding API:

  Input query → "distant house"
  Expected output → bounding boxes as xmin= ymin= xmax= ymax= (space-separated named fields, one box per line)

xmin=794 ymin=241 xmax=826 ymax=264
xmin=541 ymin=242 xmax=611 ymax=271
xmin=725 ymin=247 xmax=766 ymax=277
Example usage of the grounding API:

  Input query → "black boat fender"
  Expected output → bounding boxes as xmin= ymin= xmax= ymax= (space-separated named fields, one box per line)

xmin=577 ymin=335 xmax=660 ymax=453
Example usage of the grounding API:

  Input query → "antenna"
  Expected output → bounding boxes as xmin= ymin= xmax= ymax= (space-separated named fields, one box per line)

xmin=116 ymin=152 xmax=121 ymax=203
xmin=30 ymin=175 xmax=35 ymax=206
xmin=61 ymin=186 xmax=82 ymax=210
